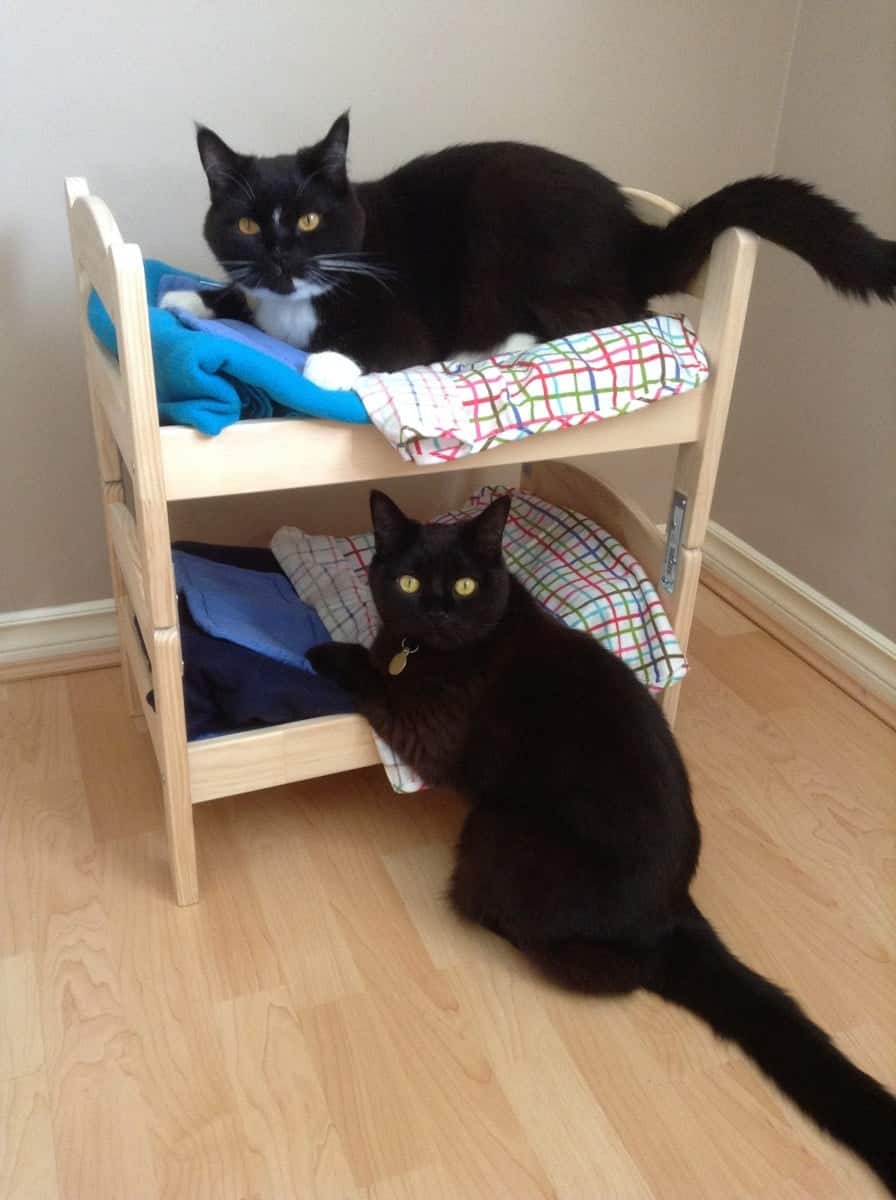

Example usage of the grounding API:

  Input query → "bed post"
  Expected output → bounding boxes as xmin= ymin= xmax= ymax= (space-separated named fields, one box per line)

xmin=112 ymin=238 xmax=199 ymax=904
xmin=65 ymin=180 xmax=142 ymax=717
xmin=661 ymin=225 xmax=759 ymax=726
xmin=65 ymin=178 xmax=199 ymax=905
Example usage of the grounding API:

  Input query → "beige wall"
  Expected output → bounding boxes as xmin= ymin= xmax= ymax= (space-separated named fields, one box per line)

xmin=597 ymin=2 xmax=896 ymax=640
xmin=2 ymin=0 xmax=809 ymax=615
xmin=715 ymin=0 xmax=896 ymax=639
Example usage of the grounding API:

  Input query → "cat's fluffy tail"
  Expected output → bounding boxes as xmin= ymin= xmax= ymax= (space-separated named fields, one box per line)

xmin=640 ymin=175 xmax=896 ymax=302
xmin=650 ymin=902 xmax=896 ymax=1192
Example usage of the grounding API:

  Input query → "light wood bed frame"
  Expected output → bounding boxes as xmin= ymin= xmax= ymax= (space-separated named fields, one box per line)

xmin=65 ymin=177 xmax=758 ymax=905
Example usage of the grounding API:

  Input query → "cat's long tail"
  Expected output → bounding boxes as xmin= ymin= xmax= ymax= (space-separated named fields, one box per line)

xmin=649 ymin=901 xmax=896 ymax=1192
xmin=639 ymin=175 xmax=896 ymax=302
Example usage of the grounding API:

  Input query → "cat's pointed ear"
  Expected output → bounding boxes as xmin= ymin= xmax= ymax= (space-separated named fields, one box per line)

xmin=196 ymin=125 xmax=247 ymax=199
xmin=299 ymin=112 xmax=350 ymax=188
xmin=370 ymin=489 xmax=415 ymax=555
xmin=464 ymin=494 xmax=511 ymax=560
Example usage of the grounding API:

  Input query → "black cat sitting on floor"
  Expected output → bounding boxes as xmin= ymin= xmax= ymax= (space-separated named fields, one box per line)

xmin=163 ymin=113 xmax=895 ymax=389
xmin=307 ymin=490 xmax=896 ymax=1194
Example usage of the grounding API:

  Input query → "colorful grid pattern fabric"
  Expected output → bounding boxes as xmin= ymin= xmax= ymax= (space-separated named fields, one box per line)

xmin=353 ymin=315 xmax=709 ymax=465
xmin=272 ymin=488 xmax=687 ymax=794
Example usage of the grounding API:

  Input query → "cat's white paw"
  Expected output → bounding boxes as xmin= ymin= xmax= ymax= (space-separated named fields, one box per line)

xmin=160 ymin=290 xmax=213 ymax=319
xmin=304 ymin=351 xmax=363 ymax=390
xmin=497 ymin=332 xmax=538 ymax=354
xmin=448 ymin=332 xmax=538 ymax=363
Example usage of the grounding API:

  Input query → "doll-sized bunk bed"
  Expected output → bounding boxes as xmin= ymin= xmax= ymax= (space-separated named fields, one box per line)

xmin=65 ymin=176 xmax=757 ymax=905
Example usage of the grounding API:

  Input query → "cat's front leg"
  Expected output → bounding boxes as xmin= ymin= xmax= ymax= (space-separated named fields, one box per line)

xmin=313 ymin=308 xmax=437 ymax=376
xmin=307 ymin=642 xmax=380 ymax=698
xmin=160 ymin=287 xmax=253 ymax=322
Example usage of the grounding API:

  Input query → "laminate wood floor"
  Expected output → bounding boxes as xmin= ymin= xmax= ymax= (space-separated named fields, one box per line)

xmin=1 ymin=586 xmax=893 ymax=1198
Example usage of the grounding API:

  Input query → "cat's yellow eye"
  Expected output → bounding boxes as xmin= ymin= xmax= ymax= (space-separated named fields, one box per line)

xmin=398 ymin=575 xmax=421 ymax=594
xmin=297 ymin=212 xmax=321 ymax=233
xmin=453 ymin=577 xmax=478 ymax=597
xmin=238 ymin=217 xmax=261 ymax=235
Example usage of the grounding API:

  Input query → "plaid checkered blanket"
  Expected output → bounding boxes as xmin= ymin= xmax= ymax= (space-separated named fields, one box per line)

xmin=354 ymin=315 xmax=709 ymax=465
xmin=272 ymin=488 xmax=687 ymax=794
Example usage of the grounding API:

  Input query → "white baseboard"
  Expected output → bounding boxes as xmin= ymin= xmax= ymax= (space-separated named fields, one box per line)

xmin=703 ymin=521 xmax=896 ymax=712
xmin=0 ymin=598 xmax=118 ymax=666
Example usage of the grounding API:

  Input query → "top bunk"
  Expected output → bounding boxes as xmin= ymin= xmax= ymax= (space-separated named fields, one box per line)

xmin=65 ymin=178 xmax=757 ymax=502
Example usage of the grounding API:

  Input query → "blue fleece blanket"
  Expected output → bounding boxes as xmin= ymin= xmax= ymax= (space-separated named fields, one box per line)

xmin=87 ymin=259 xmax=369 ymax=435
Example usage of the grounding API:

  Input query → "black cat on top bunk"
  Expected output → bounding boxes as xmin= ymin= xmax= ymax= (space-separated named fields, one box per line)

xmin=306 ymin=490 xmax=896 ymax=1194
xmin=163 ymin=112 xmax=895 ymax=389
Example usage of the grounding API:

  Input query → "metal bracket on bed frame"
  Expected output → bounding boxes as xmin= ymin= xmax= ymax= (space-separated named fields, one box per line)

xmin=660 ymin=491 xmax=688 ymax=594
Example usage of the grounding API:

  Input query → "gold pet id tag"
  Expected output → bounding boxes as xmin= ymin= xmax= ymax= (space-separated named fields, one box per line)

xmin=388 ymin=638 xmax=419 ymax=676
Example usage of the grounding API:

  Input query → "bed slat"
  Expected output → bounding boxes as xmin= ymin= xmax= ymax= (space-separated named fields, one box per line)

xmin=89 ymin=340 xmax=136 ymax=473
xmin=159 ymin=391 xmax=705 ymax=501
xmin=117 ymin=591 xmax=161 ymax=756
xmin=107 ymin=500 xmax=151 ymax=641
xmin=188 ymin=713 xmax=380 ymax=804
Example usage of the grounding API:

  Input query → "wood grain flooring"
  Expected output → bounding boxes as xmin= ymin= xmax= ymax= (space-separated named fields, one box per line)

xmin=1 ymin=586 xmax=893 ymax=1198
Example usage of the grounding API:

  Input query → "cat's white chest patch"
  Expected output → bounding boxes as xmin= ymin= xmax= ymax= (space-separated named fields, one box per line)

xmin=246 ymin=281 xmax=327 ymax=349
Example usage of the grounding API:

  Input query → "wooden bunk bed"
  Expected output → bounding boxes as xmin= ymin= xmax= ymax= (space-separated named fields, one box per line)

xmin=65 ymin=177 xmax=757 ymax=904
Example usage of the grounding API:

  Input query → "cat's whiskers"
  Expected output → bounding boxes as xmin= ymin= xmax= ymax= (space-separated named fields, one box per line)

xmin=310 ymin=255 xmax=399 ymax=295
xmin=316 ymin=266 xmax=397 ymax=282
xmin=313 ymin=253 xmax=397 ymax=274
xmin=313 ymin=249 xmax=392 ymax=260
xmin=318 ymin=271 xmax=395 ymax=297
xmin=227 ymin=268 xmax=262 ymax=290
xmin=306 ymin=268 xmax=348 ymax=297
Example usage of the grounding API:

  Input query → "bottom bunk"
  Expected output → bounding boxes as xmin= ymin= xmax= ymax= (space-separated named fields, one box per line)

xmin=121 ymin=462 xmax=700 ymax=809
